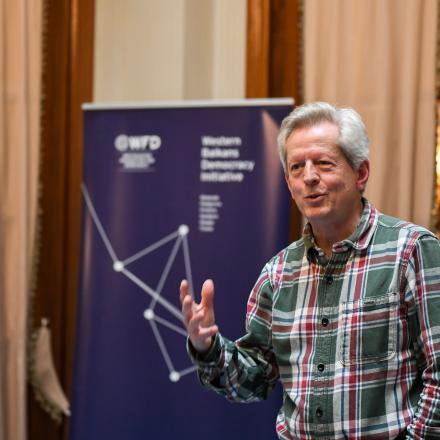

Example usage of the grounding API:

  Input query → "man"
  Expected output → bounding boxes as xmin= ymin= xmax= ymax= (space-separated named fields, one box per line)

xmin=179 ymin=102 xmax=440 ymax=439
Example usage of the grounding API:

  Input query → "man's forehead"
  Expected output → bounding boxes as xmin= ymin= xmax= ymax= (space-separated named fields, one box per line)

xmin=287 ymin=143 xmax=343 ymax=161
xmin=289 ymin=121 xmax=339 ymax=140
xmin=286 ymin=122 xmax=340 ymax=152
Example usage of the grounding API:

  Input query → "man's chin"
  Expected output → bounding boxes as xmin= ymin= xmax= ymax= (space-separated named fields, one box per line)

xmin=303 ymin=208 xmax=330 ymax=222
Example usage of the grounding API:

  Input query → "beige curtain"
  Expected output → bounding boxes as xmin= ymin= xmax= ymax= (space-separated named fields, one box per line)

xmin=0 ymin=0 xmax=42 ymax=439
xmin=304 ymin=0 xmax=437 ymax=228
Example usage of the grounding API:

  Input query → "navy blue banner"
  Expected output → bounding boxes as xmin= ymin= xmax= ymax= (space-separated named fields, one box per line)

xmin=70 ymin=99 xmax=293 ymax=440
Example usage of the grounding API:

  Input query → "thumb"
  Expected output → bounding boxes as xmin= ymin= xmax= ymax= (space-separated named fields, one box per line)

xmin=200 ymin=279 xmax=215 ymax=310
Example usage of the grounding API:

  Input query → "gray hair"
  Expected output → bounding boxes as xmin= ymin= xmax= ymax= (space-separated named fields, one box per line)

xmin=277 ymin=102 xmax=370 ymax=172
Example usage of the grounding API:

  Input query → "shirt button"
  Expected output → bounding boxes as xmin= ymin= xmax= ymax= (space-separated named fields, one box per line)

xmin=317 ymin=363 xmax=325 ymax=372
xmin=316 ymin=407 xmax=323 ymax=418
xmin=321 ymin=317 xmax=329 ymax=326
xmin=326 ymin=275 xmax=333 ymax=285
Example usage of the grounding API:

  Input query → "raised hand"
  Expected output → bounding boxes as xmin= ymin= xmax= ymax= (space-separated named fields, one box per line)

xmin=180 ymin=278 xmax=218 ymax=353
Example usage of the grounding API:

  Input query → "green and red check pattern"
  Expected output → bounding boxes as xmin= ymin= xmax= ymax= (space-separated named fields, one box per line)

xmin=189 ymin=201 xmax=440 ymax=439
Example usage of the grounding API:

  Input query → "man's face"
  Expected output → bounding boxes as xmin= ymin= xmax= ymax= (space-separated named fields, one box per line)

xmin=284 ymin=122 xmax=368 ymax=229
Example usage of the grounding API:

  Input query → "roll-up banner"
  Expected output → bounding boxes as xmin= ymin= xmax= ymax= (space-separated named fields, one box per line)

xmin=70 ymin=99 xmax=294 ymax=440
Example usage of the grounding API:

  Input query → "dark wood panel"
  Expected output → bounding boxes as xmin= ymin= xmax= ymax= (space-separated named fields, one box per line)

xmin=28 ymin=0 xmax=71 ymax=437
xmin=28 ymin=0 xmax=94 ymax=439
xmin=246 ymin=0 xmax=303 ymax=240
xmin=246 ymin=0 xmax=270 ymax=97
xmin=62 ymin=1 xmax=95 ymax=438
xmin=269 ymin=0 xmax=303 ymax=101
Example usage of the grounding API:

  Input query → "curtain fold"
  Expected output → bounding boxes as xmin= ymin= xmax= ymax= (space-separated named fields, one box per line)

xmin=304 ymin=0 xmax=437 ymax=228
xmin=0 ymin=1 xmax=42 ymax=439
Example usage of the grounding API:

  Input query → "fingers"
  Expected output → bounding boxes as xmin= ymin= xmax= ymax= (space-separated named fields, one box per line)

xmin=187 ymin=308 xmax=207 ymax=334
xmin=180 ymin=279 xmax=195 ymax=320
xmin=198 ymin=324 xmax=218 ymax=337
xmin=180 ymin=278 xmax=214 ymax=302
xmin=181 ymin=294 xmax=193 ymax=324
xmin=179 ymin=278 xmax=218 ymax=353
xmin=200 ymin=279 xmax=214 ymax=310
xmin=187 ymin=308 xmax=218 ymax=352
xmin=179 ymin=279 xmax=190 ymax=303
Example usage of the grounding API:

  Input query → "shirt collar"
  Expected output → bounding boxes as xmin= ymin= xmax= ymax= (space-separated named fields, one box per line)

xmin=303 ymin=198 xmax=378 ymax=261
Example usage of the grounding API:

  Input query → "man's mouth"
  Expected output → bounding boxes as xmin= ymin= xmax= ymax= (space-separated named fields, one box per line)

xmin=305 ymin=193 xmax=326 ymax=200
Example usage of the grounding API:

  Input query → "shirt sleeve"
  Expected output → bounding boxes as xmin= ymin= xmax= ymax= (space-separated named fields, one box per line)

xmin=405 ymin=234 xmax=440 ymax=439
xmin=187 ymin=262 xmax=280 ymax=403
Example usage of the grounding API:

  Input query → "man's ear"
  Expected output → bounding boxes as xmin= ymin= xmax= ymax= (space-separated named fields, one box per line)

xmin=356 ymin=160 xmax=370 ymax=192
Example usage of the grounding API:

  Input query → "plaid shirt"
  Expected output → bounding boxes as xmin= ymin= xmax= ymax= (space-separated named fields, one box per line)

xmin=189 ymin=201 xmax=440 ymax=439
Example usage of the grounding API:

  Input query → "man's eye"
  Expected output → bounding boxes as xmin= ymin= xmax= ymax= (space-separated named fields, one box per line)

xmin=290 ymin=163 xmax=302 ymax=171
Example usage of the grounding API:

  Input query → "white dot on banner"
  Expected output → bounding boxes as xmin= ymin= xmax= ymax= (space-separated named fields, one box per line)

xmin=143 ymin=309 xmax=154 ymax=320
xmin=169 ymin=371 xmax=180 ymax=382
xmin=178 ymin=225 xmax=189 ymax=236
xmin=113 ymin=261 xmax=124 ymax=272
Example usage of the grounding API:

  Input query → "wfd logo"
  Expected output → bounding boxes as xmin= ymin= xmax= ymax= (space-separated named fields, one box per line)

xmin=114 ymin=134 xmax=162 ymax=152
xmin=114 ymin=134 xmax=162 ymax=171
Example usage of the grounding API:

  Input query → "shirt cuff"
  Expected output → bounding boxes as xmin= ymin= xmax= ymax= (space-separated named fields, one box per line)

xmin=187 ymin=334 xmax=223 ymax=366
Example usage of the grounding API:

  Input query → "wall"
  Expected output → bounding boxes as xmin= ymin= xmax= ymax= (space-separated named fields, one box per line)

xmin=93 ymin=0 xmax=247 ymax=101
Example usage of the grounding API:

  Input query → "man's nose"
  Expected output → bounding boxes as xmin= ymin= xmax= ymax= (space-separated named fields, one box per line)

xmin=303 ymin=162 xmax=320 ymax=185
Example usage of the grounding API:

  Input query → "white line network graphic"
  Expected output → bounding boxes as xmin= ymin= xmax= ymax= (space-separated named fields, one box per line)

xmin=81 ymin=183 xmax=198 ymax=383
